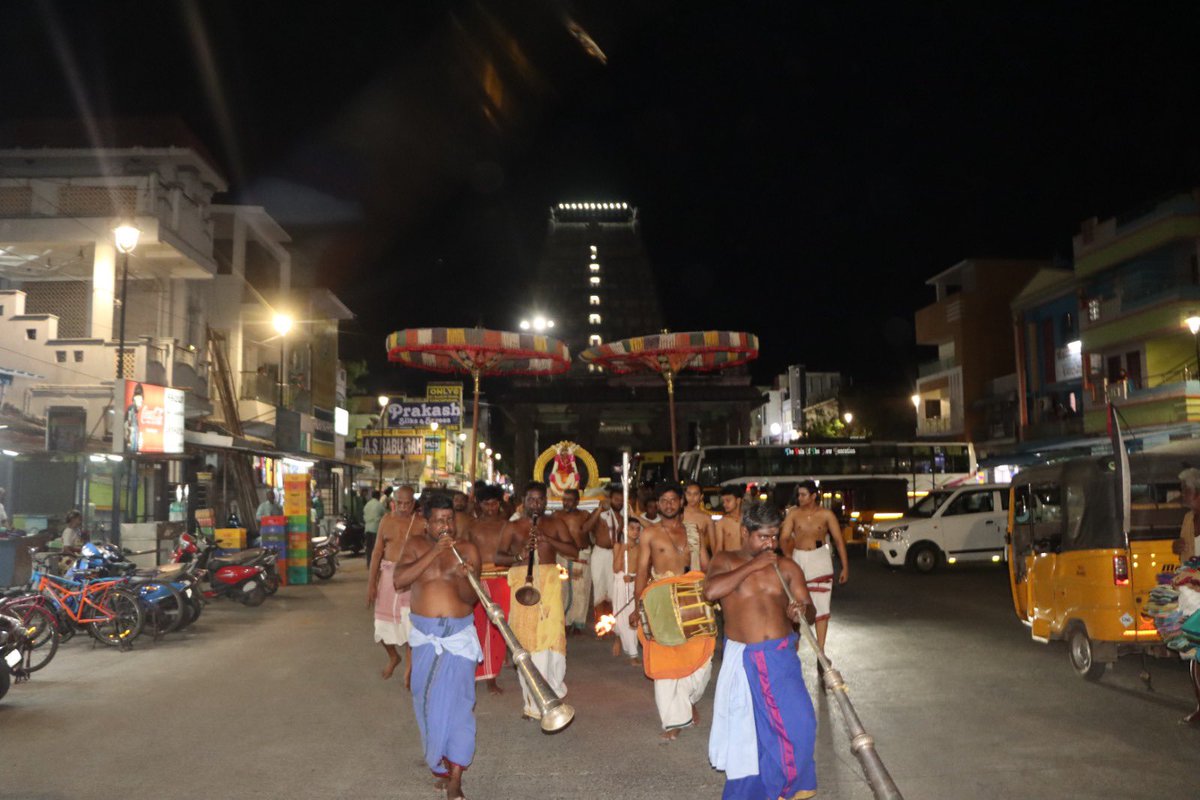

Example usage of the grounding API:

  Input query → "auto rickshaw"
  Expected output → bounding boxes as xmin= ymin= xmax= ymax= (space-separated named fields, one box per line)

xmin=1007 ymin=451 xmax=1187 ymax=679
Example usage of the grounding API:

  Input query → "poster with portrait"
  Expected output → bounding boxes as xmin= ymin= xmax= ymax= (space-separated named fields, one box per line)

xmin=116 ymin=380 xmax=185 ymax=454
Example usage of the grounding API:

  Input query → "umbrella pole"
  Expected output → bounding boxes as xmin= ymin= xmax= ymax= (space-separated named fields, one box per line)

xmin=469 ymin=368 xmax=481 ymax=484
xmin=666 ymin=370 xmax=679 ymax=482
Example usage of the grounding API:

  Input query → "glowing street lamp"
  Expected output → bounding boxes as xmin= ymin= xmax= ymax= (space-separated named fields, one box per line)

xmin=1187 ymin=316 xmax=1200 ymax=377
xmin=519 ymin=316 xmax=556 ymax=332
xmin=843 ymin=412 xmax=854 ymax=425
xmin=111 ymin=223 xmax=140 ymax=544
xmin=376 ymin=395 xmax=389 ymax=490
xmin=273 ymin=312 xmax=294 ymax=408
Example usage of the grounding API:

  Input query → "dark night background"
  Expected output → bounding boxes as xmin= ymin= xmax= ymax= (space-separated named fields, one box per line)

xmin=4 ymin=1 xmax=1200 ymax=393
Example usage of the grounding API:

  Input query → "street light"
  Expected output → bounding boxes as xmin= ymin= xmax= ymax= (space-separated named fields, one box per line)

xmin=769 ymin=422 xmax=782 ymax=442
xmin=273 ymin=312 xmax=293 ymax=408
xmin=909 ymin=394 xmax=921 ymax=505
xmin=494 ymin=452 xmax=502 ymax=461
xmin=111 ymin=224 xmax=140 ymax=545
xmin=843 ymin=412 xmax=854 ymax=425
xmin=430 ymin=421 xmax=439 ymax=431
xmin=519 ymin=316 xmax=556 ymax=332
xmin=1186 ymin=316 xmax=1200 ymax=378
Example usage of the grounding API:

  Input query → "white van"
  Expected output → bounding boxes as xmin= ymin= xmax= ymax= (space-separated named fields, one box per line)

xmin=866 ymin=484 xmax=1009 ymax=572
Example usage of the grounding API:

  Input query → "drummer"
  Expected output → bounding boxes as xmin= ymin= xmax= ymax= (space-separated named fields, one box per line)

xmin=462 ymin=485 xmax=510 ymax=695
xmin=631 ymin=484 xmax=713 ymax=740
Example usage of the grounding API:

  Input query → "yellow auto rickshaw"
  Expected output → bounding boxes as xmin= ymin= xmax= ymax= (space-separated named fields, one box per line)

xmin=1007 ymin=451 xmax=1187 ymax=679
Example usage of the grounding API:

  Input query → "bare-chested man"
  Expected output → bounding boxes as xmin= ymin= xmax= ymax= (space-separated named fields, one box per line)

xmin=462 ymin=485 xmax=509 ymax=694
xmin=711 ymin=484 xmax=744 ymax=554
xmin=392 ymin=494 xmax=482 ymax=800
xmin=683 ymin=480 xmax=715 ymax=571
xmin=495 ymin=482 xmax=579 ymax=721
xmin=452 ymin=492 xmax=474 ymax=536
xmin=555 ymin=488 xmax=593 ymax=635
xmin=631 ymin=485 xmax=711 ymax=739
xmin=368 ymin=485 xmax=427 ymax=684
xmin=611 ymin=517 xmax=642 ymax=664
xmin=705 ymin=502 xmax=818 ymax=800
xmin=780 ymin=479 xmax=849 ymax=658
xmin=638 ymin=490 xmax=661 ymax=527
xmin=583 ymin=486 xmax=624 ymax=628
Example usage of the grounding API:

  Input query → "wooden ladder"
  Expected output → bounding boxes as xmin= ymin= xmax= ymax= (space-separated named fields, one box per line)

xmin=207 ymin=326 xmax=262 ymax=538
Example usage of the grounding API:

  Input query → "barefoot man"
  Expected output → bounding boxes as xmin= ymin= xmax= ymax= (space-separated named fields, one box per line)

xmin=392 ymin=494 xmax=483 ymax=800
xmin=683 ymin=480 xmax=716 ymax=571
xmin=555 ymin=488 xmax=593 ymax=636
xmin=711 ymin=485 xmax=744 ymax=554
xmin=632 ymin=485 xmax=712 ymax=739
xmin=583 ymin=486 xmax=623 ymax=628
xmin=611 ymin=517 xmax=642 ymax=665
xmin=462 ymin=485 xmax=509 ymax=695
xmin=706 ymin=502 xmax=818 ymax=800
xmin=495 ymin=482 xmax=579 ymax=721
xmin=780 ymin=479 xmax=849 ymax=659
xmin=368 ymin=485 xmax=426 ymax=683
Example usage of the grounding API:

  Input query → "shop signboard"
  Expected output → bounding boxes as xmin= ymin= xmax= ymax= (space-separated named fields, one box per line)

xmin=1054 ymin=346 xmax=1082 ymax=382
xmin=426 ymin=382 xmax=463 ymax=404
xmin=358 ymin=430 xmax=426 ymax=458
xmin=115 ymin=380 xmax=185 ymax=455
xmin=384 ymin=400 xmax=462 ymax=430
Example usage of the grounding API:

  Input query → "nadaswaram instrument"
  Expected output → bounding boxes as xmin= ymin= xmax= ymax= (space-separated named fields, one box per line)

xmin=448 ymin=540 xmax=574 ymax=733
xmin=514 ymin=516 xmax=541 ymax=607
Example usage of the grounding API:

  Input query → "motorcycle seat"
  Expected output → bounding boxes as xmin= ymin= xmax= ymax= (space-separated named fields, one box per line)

xmin=311 ymin=536 xmax=329 ymax=547
xmin=216 ymin=548 xmax=266 ymax=564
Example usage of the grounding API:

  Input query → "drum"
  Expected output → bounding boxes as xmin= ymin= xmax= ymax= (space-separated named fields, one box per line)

xmin=639 ymin=577 xmax=716 ymax=646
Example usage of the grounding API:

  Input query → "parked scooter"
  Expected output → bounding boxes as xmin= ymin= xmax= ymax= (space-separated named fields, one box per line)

xmin=0 ymin=611 xmax=32 ymax=701
xmin=334 ymin=514 xmax=365 ymax=556
xmin=311 ymin=531 xmax=339 ymax=580
xmin=175 ymin=538 xmax=281 ymax=595
xmin=172 ymin=534 xmax=269 ymax=607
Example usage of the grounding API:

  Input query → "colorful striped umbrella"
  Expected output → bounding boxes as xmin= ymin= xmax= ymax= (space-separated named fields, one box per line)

xmin=387 ymin=327 xmax=571 ymax=482
xmin=579 ymin=331 xmax=759 ymax=480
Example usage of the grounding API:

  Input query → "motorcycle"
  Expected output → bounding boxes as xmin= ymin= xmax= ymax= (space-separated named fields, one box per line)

xmin=173 ymin=535 xmax=281 ymax=595
xmin=334 ymin=514 xmax=365 ymax=556
xmin=172 ymin=534 xmax=269 ymax=607
xmin=0 ymin=611 xmax=32 ymax=701
xmin=311 ymin=531 xmax=339 ymax=580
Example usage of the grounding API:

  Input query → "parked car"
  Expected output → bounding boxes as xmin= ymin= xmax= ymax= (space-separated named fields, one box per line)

xmin=867 ymin=484 xmax=1009 ymax=572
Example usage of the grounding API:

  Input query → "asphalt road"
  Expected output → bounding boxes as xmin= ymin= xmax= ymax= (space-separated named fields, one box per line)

xmin=1 ymin=554 xmax=1195 ymax=800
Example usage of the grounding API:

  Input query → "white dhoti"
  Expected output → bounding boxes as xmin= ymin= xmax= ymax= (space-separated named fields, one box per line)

xmin=591 ymin=545 xmax=613 ymax=605
xmin=373 ymin=560 xmax=412 ymax=646
xmin=518 ymin=649 xmax=568 ymax=719
xmin=559 ymin=550 xmax=592 ymax=630
xmin=792 ymin=545 xmax=834 ymax=622
xmin=655 ymin=656 xmax=713 ymax=730
xmin=612 ymin=571 xmax=639 ymax=657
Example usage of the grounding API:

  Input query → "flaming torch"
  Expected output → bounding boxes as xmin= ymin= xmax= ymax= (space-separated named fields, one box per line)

xmin=595 ymin=614 xmax=616 ymax=636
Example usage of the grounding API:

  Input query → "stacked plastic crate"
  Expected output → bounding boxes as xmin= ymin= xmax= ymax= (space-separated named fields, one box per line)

xmin=283 ymin=474 xmax=311 ymax=585
xmin=259 ymin=515 xmax=288 ymax=587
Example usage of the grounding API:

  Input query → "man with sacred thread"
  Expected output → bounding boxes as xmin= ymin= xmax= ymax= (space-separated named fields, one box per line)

xmin=705 ymin=501 xmax=819 ymax=800
xmin=495 ymin=482 xmax=579 ymax=720
xmin=391 ymin=494 xmax=483 ymax=800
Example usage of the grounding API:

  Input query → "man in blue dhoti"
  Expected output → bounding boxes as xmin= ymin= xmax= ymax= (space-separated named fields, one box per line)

xmin=393 ymin=494 xmax=483 ymax=800
xmin=705 ymin=502 xmax=818 ymax=800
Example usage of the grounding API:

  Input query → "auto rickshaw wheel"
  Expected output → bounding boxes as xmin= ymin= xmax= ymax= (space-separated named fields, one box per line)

xmin=1068 ymin=626 xmax=1106 ymax=681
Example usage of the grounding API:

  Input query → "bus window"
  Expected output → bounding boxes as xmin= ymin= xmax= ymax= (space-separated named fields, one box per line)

xmin=945 ymin=446 xmax=971 ymax=473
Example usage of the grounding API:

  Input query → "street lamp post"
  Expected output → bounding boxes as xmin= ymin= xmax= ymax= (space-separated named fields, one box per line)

xmin=111 ymin=224 xmax=140 ymax=544
xmin=1186 ymin=316 xmax=1200 ymax=379
xmin=910 ymin=393 xmax=921 ymax=504
xmin=273 ymin=313 xmax=293 ymax=408
xmin=377 ymin=395 xmax=389 ymax=491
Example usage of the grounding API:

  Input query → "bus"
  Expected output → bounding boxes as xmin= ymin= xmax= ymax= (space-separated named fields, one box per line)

xmin=677 ymin=442 xmax=979 ymax=545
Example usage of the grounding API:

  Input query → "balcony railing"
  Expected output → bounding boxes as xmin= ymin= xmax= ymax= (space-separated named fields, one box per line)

xmin=918 ymin=357 xmax=959 ymax=378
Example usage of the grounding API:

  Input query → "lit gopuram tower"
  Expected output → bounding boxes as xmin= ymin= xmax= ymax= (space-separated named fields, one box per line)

xmin=534 ymin=202 xmax=664 ymax=368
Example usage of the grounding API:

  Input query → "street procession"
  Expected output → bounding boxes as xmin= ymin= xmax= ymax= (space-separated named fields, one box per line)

xmin=4 ymin=4 xmax=1200 ymax=800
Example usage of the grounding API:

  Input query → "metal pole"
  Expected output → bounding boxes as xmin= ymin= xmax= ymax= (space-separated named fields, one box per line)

xmin=621 ymin=451 xmax=630 ymax=573
xmin=469 ymin=369 xmax=481 ymax=484
xmin=773 ymin=563 xmax=904 ymax=800
xmin=666 ymin=370 xmax=679 ymax=482
xmin=278 ymin=336 xmax=285 ymax=408
xmin=1193 ymin=332 xmax=1199 ymax=380
xmin=377 ymin=409 xmax=386 ymax=491
xmin=111 ymin=250 xmax=131 ymax=545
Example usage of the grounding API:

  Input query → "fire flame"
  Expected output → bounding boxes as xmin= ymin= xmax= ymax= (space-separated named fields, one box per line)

xmin=557 ymin=564 xmax=570 ymax=581
xmin=595 ymin=614 xmax=616 ymax=636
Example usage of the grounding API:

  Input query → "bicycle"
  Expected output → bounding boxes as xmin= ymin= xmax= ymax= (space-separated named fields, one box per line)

xmin=30 ymin=569 xmax=145 ymax=648
xmin=0 ymin=588 xmax=58 ymax=672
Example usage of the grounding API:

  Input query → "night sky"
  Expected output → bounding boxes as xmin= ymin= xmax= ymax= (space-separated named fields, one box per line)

xmin=6 ymin=2 xmax=1200 ymax=392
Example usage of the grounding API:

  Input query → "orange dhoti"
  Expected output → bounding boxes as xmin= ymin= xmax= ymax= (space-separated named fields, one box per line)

xmin=474 ymin=569 xmax=511 ymax=682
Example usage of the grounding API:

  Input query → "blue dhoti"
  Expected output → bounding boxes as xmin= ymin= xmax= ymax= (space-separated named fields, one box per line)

xmin=709 ymin=634 xmax=817 ymax=800
xmin=410 ymin=613 xmax=483 ymax=777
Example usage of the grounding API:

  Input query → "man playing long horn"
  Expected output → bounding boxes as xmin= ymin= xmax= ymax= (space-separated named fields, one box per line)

xmin=392 ymin=493 xmax=483 ymax=800
xmin=495 ymin=481 xmax=579 ymax=721
xmin=462 ymin=484 xmax=510 ymax=695
xmin=631 ymin=484 xmax=712 ymax=740
xmin=705 ymin=501 xmax=818 ymax=800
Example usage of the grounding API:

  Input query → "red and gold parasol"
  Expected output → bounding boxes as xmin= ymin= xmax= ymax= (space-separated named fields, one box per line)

xmin=579 ymin=331 xmax=759 ymax=480
xmin=386 ymin=327 xmax=571 ymax=482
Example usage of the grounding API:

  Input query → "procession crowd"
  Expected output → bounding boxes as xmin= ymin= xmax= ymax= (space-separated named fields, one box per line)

xmin=365 ymin=479 xmax=850 ymax=800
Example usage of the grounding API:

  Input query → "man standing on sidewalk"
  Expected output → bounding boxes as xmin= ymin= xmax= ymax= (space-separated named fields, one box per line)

xmin=391 ymin=493 xmax=482 ymax=800
xmin=363 ymin=490 xmax=386 ymax=564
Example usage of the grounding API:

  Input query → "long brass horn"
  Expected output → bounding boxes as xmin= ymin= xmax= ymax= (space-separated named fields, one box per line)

xmin=513 ymin=518 xmax=541 ymax=607
xmin=449 ymin=543 xmax=574 ymax=733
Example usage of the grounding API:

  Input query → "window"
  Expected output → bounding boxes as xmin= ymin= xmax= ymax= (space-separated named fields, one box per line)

xmin=589 ymin=245 xmax=597 ymax=254
xmin=942 ymin=490 xmax=994 ymax=516
xmin=589 ymin=295 xmax=600 ymax=306
xmin=589 ymin=263 xmax=600 ymax=272
xmin=25 ymin=329 xmax=36 ymax=340
xmin=589 ymin=276 xmax=601 ymax=286
xmin=73 ymin=351 xmax=84 ymax=363
xmin=55 ymin=350 xmax=66 ymax=363
xmin=589 ymin=335 xmax=602 ymax=346
xmin=589 ymin=313 xmax=601 ymax=324
xmin=1087 ymin=298 xmax=1100 ymax=322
